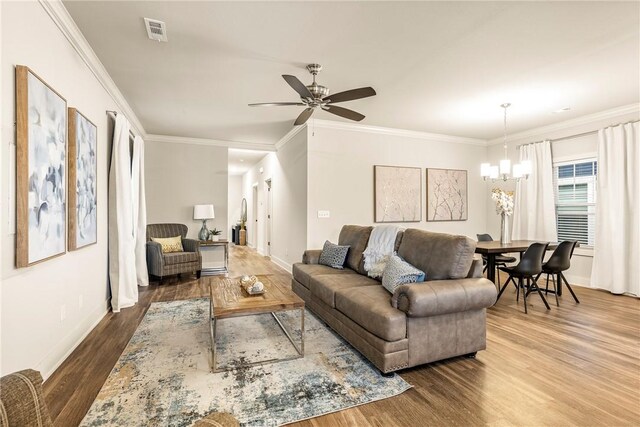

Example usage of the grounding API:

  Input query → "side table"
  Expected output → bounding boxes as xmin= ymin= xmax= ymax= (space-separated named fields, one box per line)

xmin=200 ymin=240 xmax=229 ymax=275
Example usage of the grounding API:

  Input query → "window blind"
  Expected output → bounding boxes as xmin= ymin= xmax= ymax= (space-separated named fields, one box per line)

xmin=553 ymin=159 xmax=597 ymax=247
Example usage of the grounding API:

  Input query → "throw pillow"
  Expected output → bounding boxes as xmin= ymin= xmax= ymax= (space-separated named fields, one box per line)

xmin=318 ymin=240 xmax=350 ymax=269
xmin=382 ymin=255 xmax=425 ymax=294
xmin=151 ymin=235 xmax=184 ymax=253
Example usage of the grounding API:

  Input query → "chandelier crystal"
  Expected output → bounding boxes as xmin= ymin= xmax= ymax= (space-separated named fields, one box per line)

xmin=481 ymin=103 xmax=531 ymax=181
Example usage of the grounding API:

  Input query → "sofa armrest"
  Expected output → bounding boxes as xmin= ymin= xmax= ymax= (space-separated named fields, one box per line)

xmin=146 ymin=241 xmax=164 ymax=276
xmin=467 ymin=255 xmax=484 ymax=278
xmin=302 ymin=249 xmax=322 ymax=264
xmin=0 ymin=369 xmax=54 ymax=426
xmin=182 ymin=238 xmax=201 ymax=253
xmin=391 ymin=278 xmax=497 ymax=317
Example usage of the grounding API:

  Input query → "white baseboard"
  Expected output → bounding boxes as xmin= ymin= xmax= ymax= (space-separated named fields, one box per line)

xmin=562 ymin=274 xmax=591 ymax=287
xmin=270 ymin=255 xmax=292 ymax=273
xmin=39 ymin=299 xmax=110 ymax=380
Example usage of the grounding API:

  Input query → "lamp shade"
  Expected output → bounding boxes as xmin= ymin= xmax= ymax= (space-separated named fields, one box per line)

xmin=194 ymin=204 xmax=215 ymax=220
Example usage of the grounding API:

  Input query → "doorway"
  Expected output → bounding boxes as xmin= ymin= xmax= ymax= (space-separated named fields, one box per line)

xmin=251 ymin=184 xmax=258 ymax=248
xmin=265 ymin=179 xmax=272 ymax=257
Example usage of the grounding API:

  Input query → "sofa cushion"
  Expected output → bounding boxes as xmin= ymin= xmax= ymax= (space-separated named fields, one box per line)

xmin=382 ymin=255 xmax=425 ymax=294
xmin=336 ymin=286 xmax=406 ymax=342
xmin=338 ymin=225 xmax=373 ymax=275
xmin=163 ymin=251 xmax=199 ymax=265
xmin=318 ymin=241 xmax=350 ymax=269
xmin=310 ymin=274 xmax=379 ymax=308
xmin=397 ymin=229 xmax=476 ymax=280
xmin=292 ymin=263 xmax=356 ymax=289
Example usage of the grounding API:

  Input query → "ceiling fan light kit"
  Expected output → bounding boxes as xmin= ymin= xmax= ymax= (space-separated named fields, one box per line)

xmin=249 ymin=63 xmax=376 ymax=126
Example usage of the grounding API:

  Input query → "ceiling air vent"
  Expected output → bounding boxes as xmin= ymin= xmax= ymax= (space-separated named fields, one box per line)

xmin=144 ymin=18 xmax=168 ymax=42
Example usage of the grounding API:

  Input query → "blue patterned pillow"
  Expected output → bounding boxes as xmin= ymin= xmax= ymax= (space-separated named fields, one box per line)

xmin=382 ymin=255 xmax=425 ymax=294
xmin=319 ymin=240 xmax=350 ymax=269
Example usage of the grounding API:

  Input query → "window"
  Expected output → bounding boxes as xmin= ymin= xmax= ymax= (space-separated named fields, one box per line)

xmin=553 ymin=159 xmax=597 ymax=247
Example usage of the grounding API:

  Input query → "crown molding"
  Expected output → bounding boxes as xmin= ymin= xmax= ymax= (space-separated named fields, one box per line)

xmin=38 ymin=0 xmax=146 ymax=137
xmin=487 ymin=103 xmax=640 ymax=146
xmin=309 ymin=118 xmax=488 ymax=146
xmin=274 ymin=124 xmax=307 ymax=150
xmin=145 ymin=134 xmax=276 ymax=151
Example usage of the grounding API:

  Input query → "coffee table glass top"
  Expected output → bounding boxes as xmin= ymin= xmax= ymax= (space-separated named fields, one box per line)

xmin=209 ymin=275 xmax=304 ymax=319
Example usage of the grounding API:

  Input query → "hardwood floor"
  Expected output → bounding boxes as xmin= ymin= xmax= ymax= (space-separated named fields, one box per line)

xmin=44 ymin=246 xmax=640 ymax=426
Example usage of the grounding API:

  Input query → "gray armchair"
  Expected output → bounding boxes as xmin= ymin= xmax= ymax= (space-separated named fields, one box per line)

xmin=146 ymin=223 xmax=202 ymax=282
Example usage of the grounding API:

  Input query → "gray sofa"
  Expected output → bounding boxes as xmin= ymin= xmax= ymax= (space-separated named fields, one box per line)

xmin=291 ymin=225 xmax=497 ymax=373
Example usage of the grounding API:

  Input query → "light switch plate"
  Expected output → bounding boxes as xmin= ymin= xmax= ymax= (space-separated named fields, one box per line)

xmin=317 ymin=210 xmax=330 ymax=218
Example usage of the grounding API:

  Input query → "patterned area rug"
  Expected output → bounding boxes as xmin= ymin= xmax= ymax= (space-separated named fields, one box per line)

xmin=81 ymin=298 xmax=411 ymax=426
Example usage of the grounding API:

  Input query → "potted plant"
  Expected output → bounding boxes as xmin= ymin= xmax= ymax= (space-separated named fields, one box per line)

xmin=209 ymin=228 xmax=222 ymax=241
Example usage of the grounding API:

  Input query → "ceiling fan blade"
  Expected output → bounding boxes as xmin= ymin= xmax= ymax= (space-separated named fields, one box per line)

xmin=323 ymin=87 xmax=376 ymax=104
xmin=294 ymin=108 xmax=314 ymax=126
xmin=323 ymin=105 xmax=365 ymax=121
xmin=248 ymin=102 xmax=306 ymax=107
xmin=282 ymin=75 xmax=313 ymax=99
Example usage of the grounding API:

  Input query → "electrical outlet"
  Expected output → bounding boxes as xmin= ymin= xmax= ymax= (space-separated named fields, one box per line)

xmin=317 ymin=210 xmax=330 ymax=218
xmin=60 ymin=305 xmax=66 ymax=322
xmin=78 ymin=294 xmax=84 ymax=309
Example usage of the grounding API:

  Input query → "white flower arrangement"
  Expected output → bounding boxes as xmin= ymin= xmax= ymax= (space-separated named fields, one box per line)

xmin=491 ymin=188 xmax=514 ymax=216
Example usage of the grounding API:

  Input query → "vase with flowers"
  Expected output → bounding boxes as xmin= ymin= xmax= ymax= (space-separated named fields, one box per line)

xmin=491 ymin=188 xmax=514 ymax=244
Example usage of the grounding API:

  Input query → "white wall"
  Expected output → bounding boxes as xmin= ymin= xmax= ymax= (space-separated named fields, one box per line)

xmin=1 ymin=1 xmax=116 ymax=377
xmin=306 ymin=122 xmax=488 ymax=249
xmin=241 ymin=128 xmax=308 ymax=269
xmin=228 ymin=175 xmax=243 ymax=232
xmin=485 ymin=106 xmax=640 ymax=285
xmin=145 ymin=142 xmax=228 ymax=240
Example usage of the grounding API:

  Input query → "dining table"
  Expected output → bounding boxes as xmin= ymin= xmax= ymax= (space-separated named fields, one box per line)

xmin=474 ymin=240 xmax=572 ymax=296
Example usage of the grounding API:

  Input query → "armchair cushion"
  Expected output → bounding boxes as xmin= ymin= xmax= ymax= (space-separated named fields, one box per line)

xmin=391 ymin=278 xmax=497 ymax=317
xmin=163 ymin=252 xmax=200 ymax=266
xmin=151 ymin=235 xmax=184 ymax=253
xmin=0 ymin=369 xmax=54 ymax=427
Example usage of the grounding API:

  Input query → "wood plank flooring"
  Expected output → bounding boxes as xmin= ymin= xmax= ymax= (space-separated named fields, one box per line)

xmin=44 ymin=246 xmax=640 ymax=426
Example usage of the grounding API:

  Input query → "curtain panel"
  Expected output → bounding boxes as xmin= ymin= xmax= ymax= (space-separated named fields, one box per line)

xmin=512 ymin=140 xmax=557 ymax=242
xmin=591 ymin=122 xmax=639 ymax=296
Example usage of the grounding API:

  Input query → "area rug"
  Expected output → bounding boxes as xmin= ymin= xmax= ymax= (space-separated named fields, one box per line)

xmin=81 ymin=298 xmax=411 ymax=426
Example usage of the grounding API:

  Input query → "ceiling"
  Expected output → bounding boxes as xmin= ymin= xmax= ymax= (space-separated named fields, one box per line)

xmin=64 ymin=1 xmax=640 ymax=145
xmin=228 ymin=148 xmax=269 ymax=176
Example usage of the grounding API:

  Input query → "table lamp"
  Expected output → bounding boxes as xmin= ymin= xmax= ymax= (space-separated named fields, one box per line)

xmin=194 ymin=204 xmax=215 ymax=241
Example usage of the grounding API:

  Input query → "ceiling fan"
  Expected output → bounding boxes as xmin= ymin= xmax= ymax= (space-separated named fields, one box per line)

xmin=249 ymin=63 xmax=376 ymax=126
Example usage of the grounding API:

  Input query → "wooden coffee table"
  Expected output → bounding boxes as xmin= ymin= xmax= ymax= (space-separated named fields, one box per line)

xmin=208 ymin=275 xmax=305 ymax=372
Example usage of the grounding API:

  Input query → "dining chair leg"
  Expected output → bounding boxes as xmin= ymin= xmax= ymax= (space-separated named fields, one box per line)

xmin=522 ymin=277 xmax=528 ymax=314
xmin=516 ymin=277 xmax=521 ymax=302
xmin=550 ymin=274 xmax=559 ymax=306
xmin=560 ymin=273 xmax=581 ymax=304
xmin=496 ymin=276 xmax=512 ymax=302
xmin=497 ymin=266 xmax=501 ymax=288
xmin=545 ymin=273 xmax=550 ymax=294
xmin=532 ymin=277 xmax=551 ymax=310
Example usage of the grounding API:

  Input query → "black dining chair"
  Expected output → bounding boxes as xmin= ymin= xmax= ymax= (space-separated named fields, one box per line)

xmin=496 ymin=242 xmax=550 ymax=314
xmin=477 ymin=234 xmax=517 ymax=287
xmin=536 ymin=240 xmax=580 ymax=306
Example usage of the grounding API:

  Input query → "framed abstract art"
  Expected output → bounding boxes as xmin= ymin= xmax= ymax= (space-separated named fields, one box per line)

xmin=15 ymin=65 xmax=68 ymax=267
xmin=374 ymin=165 xmax=421 ymax=223
xmin=68 ymin=108 xmax=97 ymax=250
xmin=426 ymin=168 xmax=468 ymax=221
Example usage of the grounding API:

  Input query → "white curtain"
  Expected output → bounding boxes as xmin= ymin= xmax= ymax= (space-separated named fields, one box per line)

xmin=132 ymin=135 xmax=149 ymax=287
xmin=591 ymin=122 xmax=640 ymax=296
xmin=108 ymin=115 xmax=146 ymax=312
xmin=512 ymin=140 xmax=558 ymax=241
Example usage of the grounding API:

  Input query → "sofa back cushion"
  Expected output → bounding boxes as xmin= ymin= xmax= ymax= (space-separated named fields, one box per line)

xmin=397 ymin=229 xmax=476 ymax=280
xmin=338 ymin=225 xmax=373 ymax=274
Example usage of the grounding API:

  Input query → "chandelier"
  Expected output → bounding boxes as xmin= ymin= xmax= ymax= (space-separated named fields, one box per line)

xmin=481 ymin=103 xmax=531 ymax=181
